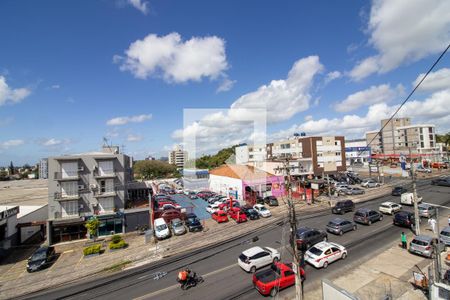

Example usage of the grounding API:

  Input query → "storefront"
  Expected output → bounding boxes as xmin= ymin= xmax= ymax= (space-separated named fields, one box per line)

xmin=51 ymin=218 xmax=87 ymax=244
xmin=97 ymin=215 xmax=123 ymax=236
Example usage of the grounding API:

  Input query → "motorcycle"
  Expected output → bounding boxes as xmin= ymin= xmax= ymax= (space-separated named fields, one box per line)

xmin=177 ymin=272 xmax=204 ymax=290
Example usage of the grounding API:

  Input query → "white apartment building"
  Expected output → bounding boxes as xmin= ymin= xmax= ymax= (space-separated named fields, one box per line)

xmin=345 ymin=139 xmax=371 ymax=166
xmin=168 ymin=145 xmax=188 ymax=168
xmin=39 ymin=158 xmax=48 ymax=179
xmin=396 ymin=124 xmax=438 ymax=154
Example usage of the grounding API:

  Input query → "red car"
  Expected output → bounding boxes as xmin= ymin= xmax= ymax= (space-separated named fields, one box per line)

xmin=157 ymin=201 xmax=181 ymax=209
xmin=228 ymin=207 xmax=247 ymax=223
xmin=252 ymin=262 xmax=305 ymax=297
xmin=211 ymin=210 xmax=229 ymax=223
xmin=218 ymin=201 xmax=239 ymax=211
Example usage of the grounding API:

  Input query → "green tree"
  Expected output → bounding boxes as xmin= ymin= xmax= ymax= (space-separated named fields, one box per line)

xmin=85 ymin=217 xmax=100 ymax=239
xmin=0 ymin=170 xmax=8 ymax=181
xmin=193 ymin=146 xmax=237 ymax=170
xmin=133 ymin=160 xmax=179 ymax=179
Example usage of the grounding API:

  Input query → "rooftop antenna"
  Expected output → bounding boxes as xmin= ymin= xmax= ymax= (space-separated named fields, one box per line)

xmin=121 ymin=144 xmax=126 ymax=154
xmin=103 ymin=137 xmax=113 ymax=152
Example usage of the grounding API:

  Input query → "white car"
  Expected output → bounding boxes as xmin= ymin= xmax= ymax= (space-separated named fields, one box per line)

xmin=237 ymin=246 xmax=280 ymax=273
xmin=361 ymin=179 xmax=380 ymax=188
xmin=379 ymin=202 xmax=402 ymax=215
xmin=154 ymin=218 xmax=171 ymax=240
xmin=305 ymin=241 xmax=347 ymax=269
xmin=253 ymin=204 xmax=271 ymax=217
xmin=214 ymin=198 xmax=229 ymax=206
xmin=206 ymin=203 xmax=219 ymax=214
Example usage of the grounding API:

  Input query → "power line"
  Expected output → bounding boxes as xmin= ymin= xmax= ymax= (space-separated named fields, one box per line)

xmin=362 ymin=42 xmax=450 ymax=157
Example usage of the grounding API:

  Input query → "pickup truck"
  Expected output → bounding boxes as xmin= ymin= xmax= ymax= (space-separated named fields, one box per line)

xmin=252 ymin=262 xmax=305 ymax=297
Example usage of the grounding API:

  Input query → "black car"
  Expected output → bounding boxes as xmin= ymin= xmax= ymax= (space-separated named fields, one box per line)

xmin=292 ymin=227 xmax=328 ymax=250
xmin=256 ymin=196 xmax=265 ymax=205
xmin=331 ymin=200 xmax=355 ymax=215
xmin=240 ymin=206 xmax=260 ymax=220
xmin=264 ymin=196 xmax=279 ymax=206
xmin=353 ymin=208 xmax=383 ymax=225
xmin=393 ymin=211 xmax=415 ymax=229
xmin=391 ymin=186 xmax=407 ymax=196
xmin=184 ymin=213 xmax=203 ymax=232
xmin=27 ymin=246 xmax=56 ymax=272
xmin=431 ymin=177 xmax=450 ymax=187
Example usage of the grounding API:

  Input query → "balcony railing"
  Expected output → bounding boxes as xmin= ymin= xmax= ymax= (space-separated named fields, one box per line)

xmin=54 ymin=192 xmax=80 ymax=201
xmin=93 ymin=188 xmax=117 ymax=198
xmin=93 ymin=169 xmax=117 ymax=178
xmin=54 ymin=172 xmax=79 ymax=181
xmin=53 ymin=211 xmax=80 ymax=219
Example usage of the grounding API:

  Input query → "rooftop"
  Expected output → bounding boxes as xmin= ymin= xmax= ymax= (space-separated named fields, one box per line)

xmin=209 ymin=164 xmax=277 ymax=180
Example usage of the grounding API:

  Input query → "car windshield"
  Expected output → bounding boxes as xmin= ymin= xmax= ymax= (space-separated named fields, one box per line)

xmin=355 ymin=212 xmax=365 ymax=217
xmin=411 ymin=239 xmax=428 ymax=246
xmin=172 ymin=221 xmax=182 ymax=227
xmin=156 ymin=224 xmax=167 ymax=231
xmin=30 ymin=250 xmax=47 ymax=261
xmin=308 ymin=246 xmax=323 ymax=256
xmin=259 ymin=207 xmax=267 ymax=211
xmin=441 ymin=231 xmax=450 ymax=237
xmin=328 ymin=221 xmax=340 ymax=226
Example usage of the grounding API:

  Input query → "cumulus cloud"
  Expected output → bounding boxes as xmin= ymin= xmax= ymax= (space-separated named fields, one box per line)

xmin=324 ymin=71 xmax=342 ymax=84
xmin=0 ymin=76 xmax=31 ymax=106
xmin=334 ymin=84 xmax=403 ymax=112
xmin=38 ymin=138 xmax=72 ymax=148
xmin=0 ymin=139 xmax=24 ymax=149
xmin=106 ymin=114 xmax=152 ymax=126
xmin=115 ymin=32 xmax=229 ymax=84
xmin=128 ymin=0 xmax=149 ymax=15
xmin=127 ymin=134 xmax=143 ymax=142
xmin=414 ymin=68 xmax=450 ymax=92
xmin=349 ymin=0 xmax=450 ymax=80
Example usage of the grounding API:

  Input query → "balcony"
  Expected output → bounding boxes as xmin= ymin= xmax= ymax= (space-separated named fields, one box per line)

xmin=93 ymin=188 xmax=117 ymax=198
xmin=54 ymin=192 xmax=80 ymax=201
xmin=53 ymin=211 xmax=80 ymax=220
xmin=54 ymin=172 xmax=80 ymax=181
xmin=93 ymin=169 xmax=117 ymax=179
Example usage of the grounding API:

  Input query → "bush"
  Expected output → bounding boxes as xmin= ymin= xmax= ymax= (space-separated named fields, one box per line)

xmin=111 ymin=234 xmax=122 ymax=244
xmin=109 ymin=240 xmax=128 ymax=250
xmin=83 ymin=244 xmax=102 ymax=256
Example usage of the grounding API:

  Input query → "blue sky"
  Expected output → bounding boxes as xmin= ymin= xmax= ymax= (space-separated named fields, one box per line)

xmin=1 ymin=0 xmax=450 ymax=165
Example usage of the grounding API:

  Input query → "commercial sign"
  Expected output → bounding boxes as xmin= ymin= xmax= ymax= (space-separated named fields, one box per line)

xmin=0 ymin=206 xmax=19 ymax=221
xmin=311 ymin=183 xmax=319 ymax=190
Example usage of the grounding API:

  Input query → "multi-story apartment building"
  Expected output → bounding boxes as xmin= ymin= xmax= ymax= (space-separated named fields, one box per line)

xmin=395 ymin=124 xmax=438 ymax=154
xmin=365 ymin=130 xmax=382 ymax=154
xmin=235 ymin=144 xmax=267 ymax=165
xmin=380 ymin=117 xmax=411 ymax=154
xmin=47 ymin=146 xmax=132 ymax=244
xmin=168 ymin=145 xmax=188 ymax=169
xmin=235 ymin=136 xmax=346 ymax=176
xmin=39 ymin=158 xmax=48 ymax=179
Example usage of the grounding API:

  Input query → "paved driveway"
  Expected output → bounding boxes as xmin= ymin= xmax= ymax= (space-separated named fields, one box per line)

xmin=170 ymin=194 xmax=211 ymax=220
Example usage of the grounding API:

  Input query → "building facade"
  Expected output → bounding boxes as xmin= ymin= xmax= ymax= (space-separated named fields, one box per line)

xmin=168 ymin=145 xmax=188 ymax=169
xmin=395 ymin=124 xmax=438 ymax=154
xmin=345 ymin=139 xmax=371 ymax=166
xmin=47 ymin=146 xmax=132 ymax=244
xmin=380 ymin=117 xmax=411 ymax=154
xmin=39 ymin=158 xmax=48 ymax=179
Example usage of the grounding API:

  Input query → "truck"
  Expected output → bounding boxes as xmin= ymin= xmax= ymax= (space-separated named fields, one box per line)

xmin=400 ymin=192 xmax=423 ymax=206
xmin=252 ymin=262 xmax=305 ymax=297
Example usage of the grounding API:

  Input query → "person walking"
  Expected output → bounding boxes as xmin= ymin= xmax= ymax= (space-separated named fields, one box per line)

xmin=401 ymin=232 xmax=407 ymax=249
xmin=428 ymin=218 xmax=437 ymax=234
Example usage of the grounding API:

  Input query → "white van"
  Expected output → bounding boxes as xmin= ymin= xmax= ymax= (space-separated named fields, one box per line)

xmin=400 ymin=192 xmax=423 ymax=205
xmin=154 ymin=218 xmax=171 ymax=240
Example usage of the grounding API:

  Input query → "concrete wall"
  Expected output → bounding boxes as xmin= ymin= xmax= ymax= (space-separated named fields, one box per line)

xmin=124 ymin=209 xmax=149 ymax=233
xmin=209 ymin=175 xmax=243 ymax=202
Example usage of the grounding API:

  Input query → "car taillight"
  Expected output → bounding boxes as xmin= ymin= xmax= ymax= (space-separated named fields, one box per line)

xmin=425 ymin=246 xmax=431 ymax=250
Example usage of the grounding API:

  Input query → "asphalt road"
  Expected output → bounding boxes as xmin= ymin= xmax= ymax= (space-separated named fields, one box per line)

xmin=23 ymin=178 xmax=450 ymax=300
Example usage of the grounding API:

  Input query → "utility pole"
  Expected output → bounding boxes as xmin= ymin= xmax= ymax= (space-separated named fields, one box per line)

xmin=275 ymin=158 xmax=303 ymax=300
xmin=409 ymin=147 xmax=420 ymax=235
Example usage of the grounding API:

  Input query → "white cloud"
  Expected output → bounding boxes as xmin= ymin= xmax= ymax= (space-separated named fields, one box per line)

xmin=414 ymin=68 xmax=450 ymax=92
xmin=231 ymin=56 xmax=324 ymax=123
xmin=115 ymin=32 xmax=229 ymax=83
xmin=1 ymin=139 xmax=24 ymax=149
xmin=324 ymin=71 xmax=342 ymax=84
xmin=0 ymin=76 xmax=31 ymax=106
xmin=51 ymin=84 xmax=60 ymax=89
xmin=349 ymin=0 xmax=450 ymax=80
xmin=42 ymin=138 xmax=62 ymax=146
xmin=127 ymin=134 xmax=143 ymax=142
xmin=128 ymin=0 xmax=149 ymax=15
xmin=216 ymin=77 xmax=236 ymax=93
xmin=106 ymin=114 xmax=152 ymax=126
xmin=334 ymin=84 xmax=403 ymax=112
xmin=38 ymin=138 xmax=72 ymax=149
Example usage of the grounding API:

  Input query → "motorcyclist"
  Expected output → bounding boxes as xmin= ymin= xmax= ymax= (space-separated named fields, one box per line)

xmin=177 ymin=268 xmax=192 ymax=288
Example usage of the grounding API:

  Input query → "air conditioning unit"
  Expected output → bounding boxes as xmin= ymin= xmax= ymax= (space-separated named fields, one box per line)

xmin=78 ymin=166 xmax=84 ymax=171
xmin=78 ymin=184 xmax=85 ymax=190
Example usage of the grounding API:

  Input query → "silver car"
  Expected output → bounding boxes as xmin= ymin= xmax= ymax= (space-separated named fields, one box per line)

xmin=170 ymin=218 xmax=187 ymax=236
xmin=409 ymin=235 xmax=435 ymax=258
xmin=343 ymin=187 xmax=365 ymax=195
xmin=361 ymin=179 xmax=380 ymax=188
xmin=440 ymin=226 xmax=450 ymax=246
xmin=418 ymin=203 xmax=436 ymax=218
xmin=326 ymin=218 xmax=357 ymax=235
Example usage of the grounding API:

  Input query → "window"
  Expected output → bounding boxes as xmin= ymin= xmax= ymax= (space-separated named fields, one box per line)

xmin=98 ymin=160 xmax=114 ymax=176
xmin=61 ymin=181 xmax=78 ymax=197
xmin=335 ymin=152 xmax=341 ymax=156
xmin=324 ymin=249 xmax=332 ymax=255
xmin=61 ymin=200 xmax=78 ymax=217
xmin=421 ymin=142 xmax=424 ymax=148
xmin=331 ymin=247 xmax=340 ymax=252
xmin=429 ymin=127 xmax=433 ymax=133
xmin=98 ymin=197 xmax=114 ymax=213
xmin=100 ymin=179 xmax=114 ymax=193
xmin=61 ymin=162 xmax=78 ymax=178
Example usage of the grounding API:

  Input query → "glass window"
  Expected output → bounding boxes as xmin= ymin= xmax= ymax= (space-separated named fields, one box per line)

xmin=98 ymin=197 xmax=114 ymax=212
xmin=61 ymin=181 xmax=78 ymax=197
xmin=61 ymin=200 xmax=78 ymax=217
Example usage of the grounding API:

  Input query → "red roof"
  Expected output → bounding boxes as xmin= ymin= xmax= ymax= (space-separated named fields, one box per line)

xmin=209 ymin=164 xmax=276 ymax=180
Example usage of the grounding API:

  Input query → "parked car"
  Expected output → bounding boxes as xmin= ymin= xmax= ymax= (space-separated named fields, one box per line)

xmin=26 ymin=246 xmax=57 ymax=272
xmin=154 ymin=218 xmax=171 ymax=240
xmin=211 ymin=210 xmax=229 ymax=223
xmin=293 ymin=227 xmax=328 ymax=250
xmin=400 ymin=192 xmax=423 ymax=205
xmin=218 ymin=200 xmax=240 ymax=210
xmin=206 ymin=203 xmax=220 ymax=214
xmin=238 ymin=246 xmax=280 ymax=273
xmin=391 ymin=186 xmax=408 ymax=196
xmin=256 ymin=195 xmax=265 ymax=205
xmin=184 ymin=213 xmax=203 ymax=232
xmin=213 ymin=197 xmax=229 ymax=206
xmin=253 ymin=204 xmax=271 ymax=218
xmin=431 ymin=162 xmax=448 ymax=169
xmin=264 ymin=196 xmax=279 ymax=206
xmin=170 ymin=218 xmax=187 ymax=236
xmin=361 ymin=179 xmax=380 ymax=188
xmin=353 ymin=208 xmax=383 ymax=225
xmin=393 ymin=211 xmax=416 ymax=229
xmin=409 ymin=235 xmax=436 ymax=258
xmin=379 ymin=202 xmax=402 ymax=215
xmin=305 ymin=241 xmax=347 ymax=269
xmin=416 ymin=166 xmax=432 ymax=173
xmin=241 ymin=206 xmax=260 ymax=220
xmin=158 ymin=209 xmax=182 ymax=224
xmin=252 ymin=262 xmax=304 ymax=297
xmin=160 ymin=203 xmax=180 ymax=211
xmin=439 ymin=226 xmax=450 ymax=246
xmin=228 ymin=207 xmax=248 ymax=223
xmin=431 ymin=177 xmax=450 ymax=187
xmin=331 ymin=200 xmax=355 ymax=215
xmin=342 ymin=187 xmax=365 ymax=195
xmin=418 ymin=203 xmax=436 ymax=218
xmin=326 ymin=218 xmax=357 ymax=236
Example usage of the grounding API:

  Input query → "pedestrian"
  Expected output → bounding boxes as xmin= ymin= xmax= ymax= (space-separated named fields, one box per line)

xmin=448 ymin=214 xmax=450 ymax=227
xmin=428 ymin=218 xmax=437 ymax=234
xmin=401 ymin=232 xmax=407 ymax=249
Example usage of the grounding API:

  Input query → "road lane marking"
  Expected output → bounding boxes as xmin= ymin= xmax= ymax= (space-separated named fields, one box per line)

xmin=133 ymin=263 xmax=237 ymax=300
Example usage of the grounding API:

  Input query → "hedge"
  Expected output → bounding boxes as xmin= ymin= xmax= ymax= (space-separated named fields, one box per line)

xmin=109 ymin=240 xmax=128 ymax=250
xmin=83 ymin=244 xmax=102 ymax=256
xmin=111 ymin=234 xmax=122 ymax=244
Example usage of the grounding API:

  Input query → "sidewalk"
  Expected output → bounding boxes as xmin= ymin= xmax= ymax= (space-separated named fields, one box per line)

xmin=302 ymin=213 xmax=449 ymax=300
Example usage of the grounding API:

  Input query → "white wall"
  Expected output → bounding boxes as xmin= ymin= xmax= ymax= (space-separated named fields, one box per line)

xmin=209 ymin=175 xmax=243 ymax=202
xmin=235 ymin=145 xmax=249 ymax=165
